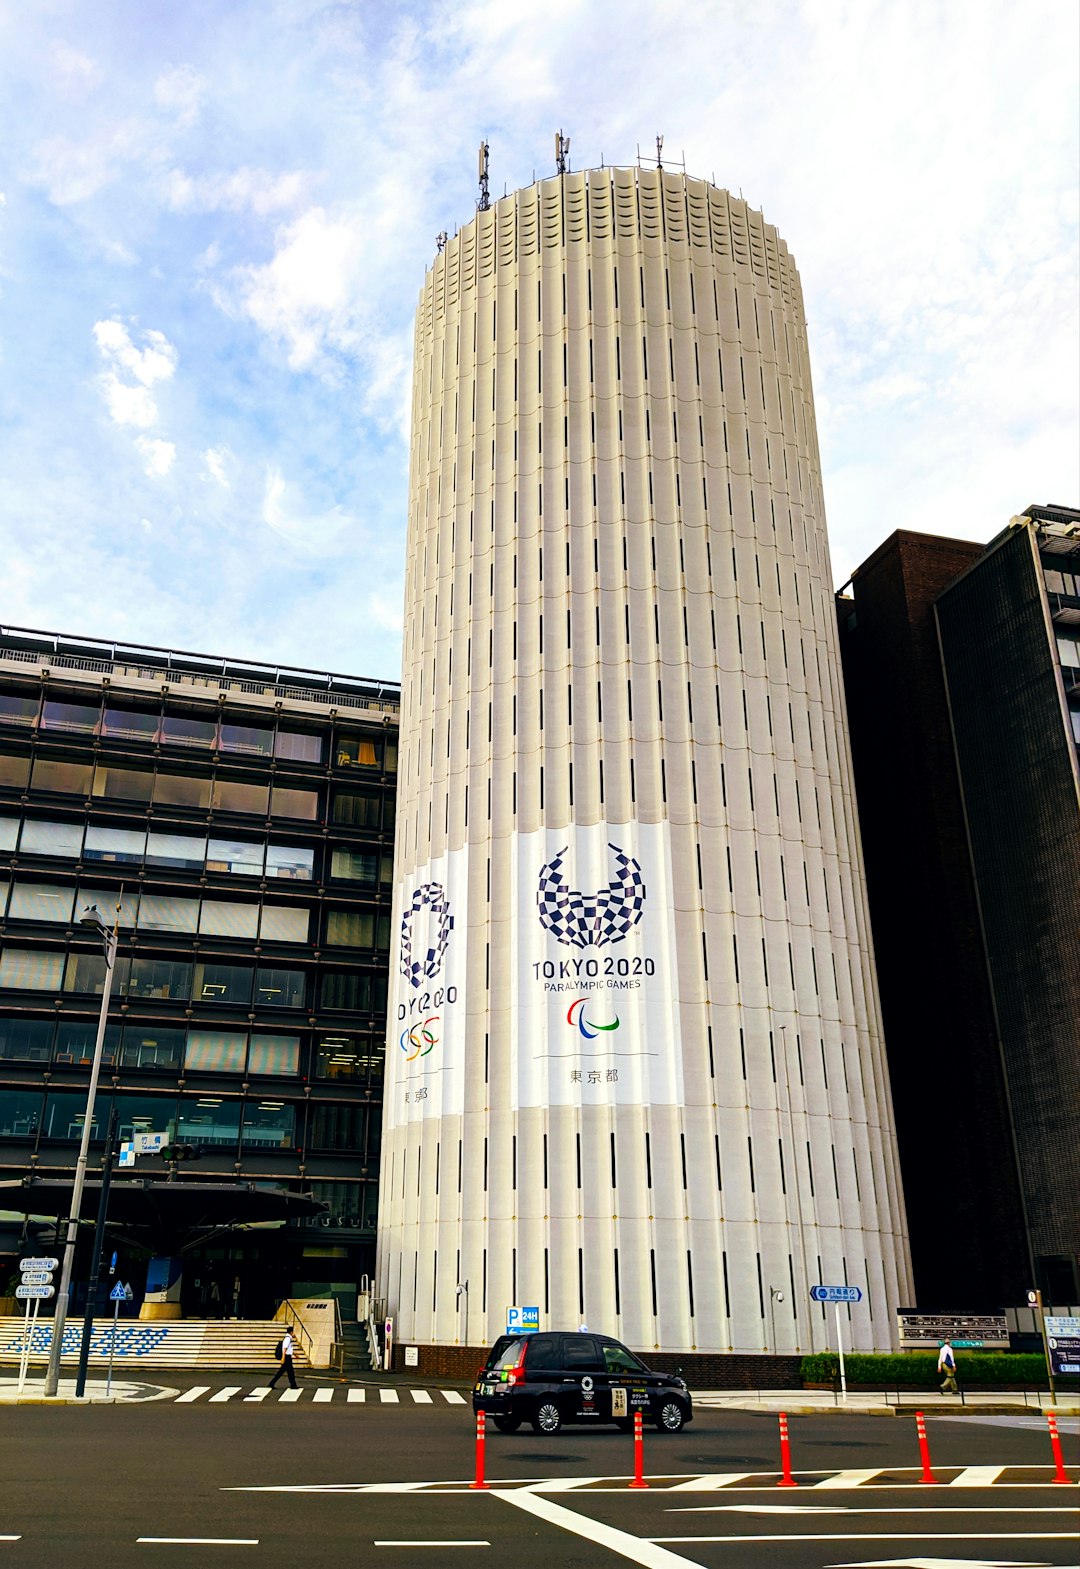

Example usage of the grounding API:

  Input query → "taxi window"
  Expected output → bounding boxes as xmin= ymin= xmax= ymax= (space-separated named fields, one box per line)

xmin=488 ymin=1337 xmax=527 ymax=1371
xmin=603 ymin=1343 xmax=646 ymax=1374
xmin=525 ymin=1335 xmax=562 ymax=1371
xmin=563 ymin=1336 xmax=603 ymax=1371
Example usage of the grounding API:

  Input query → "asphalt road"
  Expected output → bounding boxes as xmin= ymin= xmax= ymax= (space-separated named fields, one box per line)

xmin=3 ymin=1386 xmax=1077 ymax=1567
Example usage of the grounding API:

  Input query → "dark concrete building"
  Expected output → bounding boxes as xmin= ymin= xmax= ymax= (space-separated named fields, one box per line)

xmin=0 ymin=624 xmax=398 ymax=1318
xmin=838 ymin=505 xmax=1080 ymax=1311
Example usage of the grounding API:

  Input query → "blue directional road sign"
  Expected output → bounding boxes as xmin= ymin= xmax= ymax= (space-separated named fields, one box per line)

xmin=811 ymin=1285 xmax=863 ymax=1303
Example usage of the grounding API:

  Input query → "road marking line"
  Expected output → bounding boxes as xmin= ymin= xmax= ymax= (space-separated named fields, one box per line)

xmin=498 ymin=1489 xmax=699 ymax=1567
xmin=279 ymin=1388 xmax=302 ymax=1403
xmin=137 ymin=1538 xmax=259 ymax=1546
xmin=313 ymin=1389 xmax=333 ymax=1403
xmin=411 ymin=1389 xmax=433 ymax=1403
xmin=518 ymin=1477 xmax=602 ymax=1493
xmin=175 ymin=1387 xmax=210 ymax=1403
xmin=950 ymin=1465 xmax=1005 ymax=1486
xmin=670 ymin=1504 xmax=1077 ymax=1515
xmin=0 ymin=1537 xmax=22 ymax=1542
xmin=347 ymin=1389 xmax=366 ymax=1403
xmin=374 ymin=1543 xmax=490 ymax=1549
xmin=441 ymin=1390 xmax=467 ymax=1404
xmin=815 ymin=1470 xmax=882 ymax=1488
xmin=651 ymin=1531 xmax=1077 ymax=1544
xmin=667 ymin=1474 xmax=754 ymax=1491
xmin=244 ymin=1388 xmax=271 ymax=1402
xmin=380 ymin=1389 xmax=399 ymax=1403
xmin=209 ymin=1387 xmax=242 ymax=1403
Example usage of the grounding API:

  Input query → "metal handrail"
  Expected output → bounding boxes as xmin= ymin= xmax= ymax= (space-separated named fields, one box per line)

xmin=277 ymin=1299 xmax=315 ymax=1353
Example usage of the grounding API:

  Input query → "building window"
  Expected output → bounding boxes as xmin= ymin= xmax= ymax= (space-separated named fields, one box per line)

xmin=274 ymin=731 xmax=324 ymax=764
xmin=184 ymin=1030 xmax=247 ymax=1073
xmin=177 ymin=1094 xmax=241 ymax=1148
xmin=219 ymin=723 xmax=273 ymax=757
xmin=64 ymin=951 xmax=133 ymax=996
xmin=0 ymin=753 xmax=31 ymax=790
xmin=94 ymin=764 xmax=155 ymax=802
xmin=41 ymin=700 xmax=100 ymax=734
xmin=161 ymin=713 xmax=217 ymax=748
xmin=126 ymin=956 xmax=191 ymax=1001
xmin=315 ymin=1037 xmax=377 ymax=1080
xmin=270 ymin=786 xmax=318 ymax=820
xmin=241 ymin=1099 xmax=295 ymax=1147
xmin=330 ymin=848 xmax=376 ymax=883
xmin=199 ymin=900 xmax=260 ymax=940
xmin=0 ymin=1017 xmax=53 ymax=1062
xmin=138 ymin=893 xmax=199 ymax=933
xmin=335 ymin=736 xmax=380 ymax=769
xmin=308 ymin=1103 xmax=366 ymax=1151
xmin=320 ymin=970 xmax=382 ymax=1012
xmin=76 ymin=885 xmax=138 ymax=927
xmin=0 ymin=692 xmax=40 ymax=727
xmin=112 ymin=1091 xmax=179 ymax=1137
xmin=332 ymin=791 xmax=380 ymax=828
xmin=325 ymin=908 xmax=376 ymax=947
xmin=55 ymin=1021 xmax=120 ymax=1063
xmin=0 ymin=949 xmax=65 ymax=991
xmin=117 ymin=1030 xmax=184 ymax=1070
xmin=193 ymin=962 xmax=253 ymax=1006
xmin=206 ymin=837 xmax=262 ymax=876
xmin=265 ymin=844 xmax=314 ymax=881
xmin=153 ymin=773 xmax=212 ymax=809
xmin=33 ymin=758 xmax=93 ymax=795
xmin=0 ymin=817 xmax=18 ymax=851
xmin=0 ymin=1089 xmax=43 ymax=1137
xmin=8 ymin=881 xmax=74 ymax=922
xmin=213 ymin=778 xmax=270 ymax=815
xmin=21 ymin=820 xmax=85 ymax=858
xmin=259 ymin=904 xmax=309 ymax=943
xmin=247 ymin=1034 xmax=300 ymax=1076
xmin=83 ymin=825 xmax=144 ymax=863
xmin=145 ymin=831 xmax=206 ymax=870
xmin=43 ymin=1091 xmax=107 ymax=1140
xmin=255 ymin=967 xmax=305 ymax=1008
xmin=101 ymin=707 xmax=158 ymax=742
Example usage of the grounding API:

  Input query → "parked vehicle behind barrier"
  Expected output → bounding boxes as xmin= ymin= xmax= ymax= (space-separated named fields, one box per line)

xmin=472 ymin=1329 xmax=693 ymax=1435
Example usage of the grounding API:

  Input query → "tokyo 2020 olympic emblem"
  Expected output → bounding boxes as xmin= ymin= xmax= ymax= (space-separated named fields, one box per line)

xmin=399 ymin=882 xmax=454 ymax=989
xmin=537 ymin=842 xmax=645 ymax=950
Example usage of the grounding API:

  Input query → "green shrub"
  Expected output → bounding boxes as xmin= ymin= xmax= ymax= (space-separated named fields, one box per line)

xmin=800 ymin=1351 xmax=1053 ymax=1388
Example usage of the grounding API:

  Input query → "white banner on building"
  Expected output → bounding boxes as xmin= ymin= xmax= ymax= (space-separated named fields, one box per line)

xmin=386 ymin=849 xmax=467 ymax=1128
xmin=511 ymin=821 xmax=683 ymax=1109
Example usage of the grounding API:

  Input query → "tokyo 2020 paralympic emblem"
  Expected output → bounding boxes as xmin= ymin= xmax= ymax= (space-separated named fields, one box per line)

xmin=537 ymin=842 xmax=645 ymax=950
xmin=399 ymin=883 xmax=454 ymax=989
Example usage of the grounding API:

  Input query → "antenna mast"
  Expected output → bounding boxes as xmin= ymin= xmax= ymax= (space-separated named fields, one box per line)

xmin=555 ymin=129 xmax=571 ymax=176
xmin=656 ymin=133 xmax=664 ymax=169
xmin=477 ymin=140 xmax=491 ymax=211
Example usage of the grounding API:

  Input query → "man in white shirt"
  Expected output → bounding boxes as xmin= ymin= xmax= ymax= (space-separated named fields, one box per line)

xmin=937 ymin=1339 xmax=958 ymax=1394
xmin=269 ymin=1327 xmax=298 ymax=1390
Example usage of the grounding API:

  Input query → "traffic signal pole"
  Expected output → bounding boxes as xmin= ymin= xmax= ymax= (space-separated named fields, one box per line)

xmin=74 ymin=1107 xmax=118 ymax=1400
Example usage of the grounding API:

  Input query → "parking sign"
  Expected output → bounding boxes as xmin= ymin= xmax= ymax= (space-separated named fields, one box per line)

xmin=506 ymin=1305 xmax=540 ymax=1335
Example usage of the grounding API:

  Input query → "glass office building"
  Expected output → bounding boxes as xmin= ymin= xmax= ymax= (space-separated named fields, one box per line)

xmin=0 ymin=624 xmax=398 ymax=1316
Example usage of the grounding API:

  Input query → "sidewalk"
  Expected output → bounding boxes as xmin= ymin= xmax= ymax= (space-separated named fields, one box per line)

xmin=0 ymin=1375 xmax=179 ymax=1404
xmin=692 ymin=1386 xmax=1080 ymax=1416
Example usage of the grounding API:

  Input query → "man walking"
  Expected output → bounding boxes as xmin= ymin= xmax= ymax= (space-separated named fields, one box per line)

xmin=938 ymin=1338 xmax=959 ymax=1395
xmin=269 ymin=1327 xmax=298 ymax=1390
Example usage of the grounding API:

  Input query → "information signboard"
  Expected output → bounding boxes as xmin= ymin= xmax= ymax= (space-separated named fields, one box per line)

xmin=811 ymin=1285 xmax=862 ymax=1304
xmin=1046 ymin=1315 xmax=1080 ymax=1378
xmin=897 ymin=1311 xmax=1009 ymax=1349
xmin=505 ymin=1305 xmax=540 ymax=1335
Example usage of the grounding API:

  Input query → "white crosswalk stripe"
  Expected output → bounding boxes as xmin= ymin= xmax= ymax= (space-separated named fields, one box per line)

xmin=209 ymin=1386 xmax=242 ymax=1403
xmin=410 ymin=1389 xmax=433 ymax=1403
xmin=379 ymin=1389 xmax=399 ymax=1404
xmin=440 ymin=1390 xmax=467 ymax=1404
xmin=279 ymin=1387 xmax=302 ymax=1403
xmin=175 ymin=1386 xmax=211 ymax=1403
xmin=347 ymin=1388 xmax=365 ymax=1403
xmin=312 ymin=1389 xmax=333 ymax=1403
xmin=171 ymin=1384 xmax=473 ymax=1406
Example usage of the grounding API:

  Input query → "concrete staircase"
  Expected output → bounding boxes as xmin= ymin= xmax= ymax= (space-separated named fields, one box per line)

xmin=0 ymin=1317 xmax=309 ymax=1370
xmin=338 ymin=1320 xmax=372 ymax=1374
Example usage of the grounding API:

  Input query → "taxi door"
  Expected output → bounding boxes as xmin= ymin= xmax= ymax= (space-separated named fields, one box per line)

xmin=560 ymin=1335 xmax=609 ymax=1420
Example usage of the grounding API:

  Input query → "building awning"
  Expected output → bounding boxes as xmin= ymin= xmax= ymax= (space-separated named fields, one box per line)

xmin=0 ymin=1177 xmax=324 ymax=1252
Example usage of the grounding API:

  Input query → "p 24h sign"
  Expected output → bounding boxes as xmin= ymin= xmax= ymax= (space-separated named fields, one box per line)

xmin=811 ymin=1285 xmax=863 ymax=1304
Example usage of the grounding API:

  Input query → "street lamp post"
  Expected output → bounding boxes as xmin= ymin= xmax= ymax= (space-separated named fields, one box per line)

xmin=456 ymin=1281 xmax=469 ymax=1351
xmin=43 ymin=906 xmax=118 ymax=1398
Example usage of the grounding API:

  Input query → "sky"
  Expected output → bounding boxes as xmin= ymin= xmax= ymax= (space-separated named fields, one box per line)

xmin=0 ymin=0 xmax=1077 ymax=684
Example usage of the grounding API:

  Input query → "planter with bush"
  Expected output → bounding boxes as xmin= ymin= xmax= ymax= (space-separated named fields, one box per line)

xmin=800 ymin=1351 xmax=1062 ymax=1390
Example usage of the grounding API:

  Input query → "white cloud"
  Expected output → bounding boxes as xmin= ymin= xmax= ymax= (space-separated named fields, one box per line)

xmin=51 ymin=44 xmax=103 ymax=99
xmin=99 ymin=372 xmax=159 ymax=429
xmin=229 ymin=206 xmax=368 ymax=369
xmin=261 ymin=467 xmax=358 ymax=554
xmin=203 ymin=446 xmax=231 ymax=487
xmin=93 ymin=319 xmax=178 ymax=386
xmin=166 ymin=166 xmax=311 ymax=216
xmin=153 ymin=65 xmax=204 ymax=126
xmin=135 ymin=436 xmax=176 ymax=477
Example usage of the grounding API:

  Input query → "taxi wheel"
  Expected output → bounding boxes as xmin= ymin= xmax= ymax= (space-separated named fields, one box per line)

xmin=655 ymin=1398 xmax=687 ymax=1432
xmin=531 ymin=1399 xmax=564 ymax=1435
xmin=493 ymin=1415 xmax=522 ymax=1432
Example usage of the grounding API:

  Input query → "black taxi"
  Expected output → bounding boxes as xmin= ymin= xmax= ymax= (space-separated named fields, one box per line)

xmin=472 ymin=1330 xmax=693 ymax=1434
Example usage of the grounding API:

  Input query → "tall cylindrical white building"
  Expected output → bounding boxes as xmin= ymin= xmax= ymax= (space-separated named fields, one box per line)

xmin=378 ymin=166 xmax=911 ymax=1355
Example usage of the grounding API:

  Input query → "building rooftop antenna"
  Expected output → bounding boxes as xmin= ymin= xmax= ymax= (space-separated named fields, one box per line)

xmin=477 ymin=140 xmax=491 ymax=212
xmin=656 ymin=133 xmax=664 ymax=169
xmin=436 ymin=231 xmax=448 ymax=253
xmin=555 ymin=129 xmax=571 ymax=176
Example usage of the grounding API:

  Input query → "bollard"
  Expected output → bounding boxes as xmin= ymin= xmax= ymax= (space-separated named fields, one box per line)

xmin=777 ymin=1411 xmax=798 ymax=1487
xmin=628 ymin=1407 xmax=649 ymax=1488
xmin=915 ymin=1410 xmax=938 ymax=1484
xmin=1046 ymin=1413 xmax=1071 ymax=1485
xmin=469 ymin=1409 xmax=490 ymax=1490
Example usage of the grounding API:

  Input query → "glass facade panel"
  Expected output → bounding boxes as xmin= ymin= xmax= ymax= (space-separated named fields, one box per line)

xmin=259 ymin=904 xmax=309 ymax=943
xmin=332 ymin=790 xmax=380 ymax=827
xmin=43 ymin=1091 xmax=106 ymax=1141
xmin=212 ymin=778 xmax=269 ymax=815
xmin=325 ymin=908 xmax=374 ymax=946
xmin=20 ymin=819 xmax=84 ymax=858
xmin=0 ymin=693 xmax=39 ymax=726
xmin=247 ymin=1034 xmax=300 ymax=1076
xmin=145 ymin=831 xmax=206 ymax=870
xmin=193 ymin=961 xmax=253 ymax=1005
xmin=270 ymin=786 xmax=318 ymax=820
xmin=264 ymin=844 xmax=314 ymax=881
xmin=384 ymin=740 xmax=398 ymax=773
xmin=0 ymin=1089 xmax=44 ymax=1137
xmin=161 ymin=713 xmax=217 ymax=747
xmin=42 ymin=700 xmax=99 ymax=734
xmin=0 ymin=753 xmax=31 ymax=789
xmin=177 ymin=1094 xmax=241 ymax=1148
xmin=0 ymin=1017 xmax=53 ymax=1061
xmin=0 ymin=948 xmax=65 ymax=990
xmin=118 ymin=1028 xmax=184 ymax=1070
xmin=335 ymin=736 xmax=380 ymax=769
xmin=153 ymin=772 xmax=212 ymax=808
xmin=275 ymin=731 xmax=324 ymax=763
xmin=0 ymin=876 xmax=6 ymax=916
xmin=84 ymin=824 xmax=145 ymax=863
xmin=219 ymin=723 xmax=273 ymax=757
xmin=33 ymin=758 xmax=93 ymax=794
xmin=330 ymin=848 xmax=376 ymax=883
xmin=76 ymin=885 xmax=139 ymax=927
xmin=113 ymin=1092 xmax=177 ymax=1139
xmin=308 ymin=1103 xmax=365 ymax=1151
xmin=126 ymin=956 xmax=191 ymax=1001
xmin=94 ymin=764 xmax=155 ymax=801
xmin=380 ymin=854 xmax=393 ymax=885
xmin=199 ymin=900 xmax=259 ymax=939
xmin=64 ymin=951 xmax=133 ymax=996
xmin=184 ymin=1030 xmax=247 ymax=1073
xmin=55 ymin=1021 xmax=121 ymax=1062
xmin=138 ymin=893 xmax=199 ymax=933
xmin=320 ymin=970 xmax=383 ymax=1012
xmin=8 ymin=882 xmax=75 ymax=923
xmin=241 ymin=1099 xmax=295 ymax=1148
xmin=315 ymin=1038 xmax=372 ymax=1080
xmin=101 ymin=707 xmax=158 ymax=741
xmin=206 ymin=837 xmax=262 ymax=876
xmin=254 ymin=967 xmax=305 ymax=1008
xmin=0 ymin=816 xmax=18 ymax=851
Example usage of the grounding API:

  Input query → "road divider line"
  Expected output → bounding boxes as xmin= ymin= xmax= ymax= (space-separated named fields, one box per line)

xmin=137 ymin=1538 xmax=259 ymax=1546
xmin=498 ymin=1489 xmax=700 ymax=1567
xmin=651 ymin=1530 xmax=1077 ymax=1545
xmin=374 ymin=1543 xmax=490 ymax=1549
xmin=175 ymin=1387 xmax=210 ymax=1403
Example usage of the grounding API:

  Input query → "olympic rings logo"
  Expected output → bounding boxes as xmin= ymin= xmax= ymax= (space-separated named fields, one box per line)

xmin=400 ymin=1015 xmax=439 ymax=1061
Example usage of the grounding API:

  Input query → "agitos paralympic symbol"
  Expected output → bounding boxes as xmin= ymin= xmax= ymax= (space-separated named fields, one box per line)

xmin=567 ymin=997 xmax=620 ymax=1039
xmin=400 ymin=1016 xmax=439 ymax=1060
